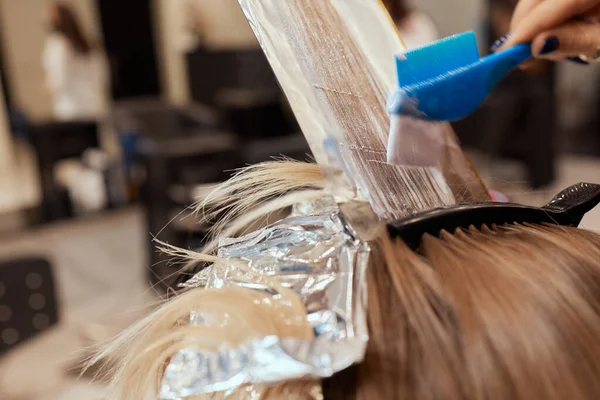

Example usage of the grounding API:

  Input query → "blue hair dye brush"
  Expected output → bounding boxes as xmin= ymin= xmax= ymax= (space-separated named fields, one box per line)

xmin=387 ymin=31 xmax=532 ymax=122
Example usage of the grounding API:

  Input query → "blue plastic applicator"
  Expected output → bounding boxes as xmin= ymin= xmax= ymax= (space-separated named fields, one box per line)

xmin=387 ymin=31 xmax=532 ymax=122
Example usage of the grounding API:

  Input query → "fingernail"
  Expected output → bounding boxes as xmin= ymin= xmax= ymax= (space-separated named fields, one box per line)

xmin=539 ymin=37 xmax=559 ymax=55
xmin=568 ymin=56 xmax=590 ymax=65
xmin=490 ymin=33 xmax=512 ymax=52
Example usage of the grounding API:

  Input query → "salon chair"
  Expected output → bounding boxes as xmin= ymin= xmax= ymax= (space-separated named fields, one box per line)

xmin=186 ymin=46 xmax=302 ymax=144
xmin=186 ymin=46 xmax=280 ymax=108
xmin=243 ymin=133 xmax=312 ymax=164
xmin=135 ymin=130 xmax=242 ymax=288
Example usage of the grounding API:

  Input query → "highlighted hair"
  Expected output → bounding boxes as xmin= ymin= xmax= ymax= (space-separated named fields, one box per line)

xmin=91 ymin=160 xmax=600 ymax=399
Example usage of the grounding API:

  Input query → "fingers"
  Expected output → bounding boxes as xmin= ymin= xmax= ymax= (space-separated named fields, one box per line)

xmin=582 ymin=3 xmax=600 ymax=21
xmin=504 ymin=0 xmax=599 ymax=47
xmin=510 ymin=0 xmax=544 ymax=31
xmin=530 ymin=20 xmax=600 ymax=59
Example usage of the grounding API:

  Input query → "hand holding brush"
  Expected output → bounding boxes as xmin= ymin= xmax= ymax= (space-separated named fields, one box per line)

xmin=386 ymin=0 xmax=600 ymax=165
xmin=497 ymin=0 xmax=600 ymax=64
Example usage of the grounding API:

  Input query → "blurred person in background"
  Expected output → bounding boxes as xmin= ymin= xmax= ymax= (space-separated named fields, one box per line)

xmin=381 ymin=0 xmax=439 ymax=49
xmin=43 ymin=2 xmax=109 ymax=121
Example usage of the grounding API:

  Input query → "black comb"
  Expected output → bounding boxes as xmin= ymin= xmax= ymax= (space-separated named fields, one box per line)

xmin=387 ymin=183 xmax=600 ymax=250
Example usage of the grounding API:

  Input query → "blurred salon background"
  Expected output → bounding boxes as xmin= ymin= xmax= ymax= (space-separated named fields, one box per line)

xmin=0 ymin=1 xmax=597 ymax=398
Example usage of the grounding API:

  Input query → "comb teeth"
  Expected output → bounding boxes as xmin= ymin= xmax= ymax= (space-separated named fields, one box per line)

xmin=396 ymin=31 xmax=480 ymax=87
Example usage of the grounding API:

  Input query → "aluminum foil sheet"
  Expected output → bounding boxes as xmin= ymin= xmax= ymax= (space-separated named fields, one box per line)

xmin=161 ymin=205 xmax=370 ymax=399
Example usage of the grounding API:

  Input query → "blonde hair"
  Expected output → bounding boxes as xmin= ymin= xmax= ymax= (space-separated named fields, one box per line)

xmin=196 ymin=159 xmax=326 ymax=253
xmin=88 ymin=281 xmax=317 ymax=399
xmin=330 ymin=223 xmax=600 ymax=399
xmin=92 ymin=161 xmax=600 ymax=399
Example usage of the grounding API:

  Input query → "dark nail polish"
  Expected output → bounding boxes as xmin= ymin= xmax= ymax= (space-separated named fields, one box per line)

xmin=568 ymin=56 xmax=590 ymax=65
xmin=540 ymin=37 xmax=559 ymax=55
xmin=490 ymin=33 xmax=512 ymax=52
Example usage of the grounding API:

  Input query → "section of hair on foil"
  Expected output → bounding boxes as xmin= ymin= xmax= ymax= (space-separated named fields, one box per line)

xmin=196 ymin=160 xmax=328 ymax=253
xmin=238 ymin=0 xmax=490 ymax=220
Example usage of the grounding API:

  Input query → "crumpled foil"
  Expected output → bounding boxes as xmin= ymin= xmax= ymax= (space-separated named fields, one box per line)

xmin=160 ymin=201 xmax=370 ymax=399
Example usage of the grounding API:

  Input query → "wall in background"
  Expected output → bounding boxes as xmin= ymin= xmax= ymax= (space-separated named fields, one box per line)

xmin=0 ymin=77 xmax=20 ymax=213
xmin=153 ymin=0 xmax=258 ymax=105
xmin=414 ymin=0 xmax=485 ymax=39
xmin=0 ymin=0 xmax=101 ymax=121
xmin=0 ymin=78 xmax=14 ymax=172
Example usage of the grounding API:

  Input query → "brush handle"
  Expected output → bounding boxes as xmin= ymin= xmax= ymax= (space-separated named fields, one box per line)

xmin=485 ymin=43 xmax=532 ymax=90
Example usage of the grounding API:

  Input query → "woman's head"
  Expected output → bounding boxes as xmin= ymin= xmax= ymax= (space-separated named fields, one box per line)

xmin=48 ymin=2 xmax=91 ymax=54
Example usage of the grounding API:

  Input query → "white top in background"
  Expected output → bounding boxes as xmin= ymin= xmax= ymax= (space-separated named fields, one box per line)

xmin=397 ymin=11 xmax=439 ymax=50
xmin=42 ymin=34 xmax=109 ymax=121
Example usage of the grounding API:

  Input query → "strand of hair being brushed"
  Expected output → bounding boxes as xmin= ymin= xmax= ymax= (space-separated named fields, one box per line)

xmin=283 ymin=0 xmax=453 ymax=218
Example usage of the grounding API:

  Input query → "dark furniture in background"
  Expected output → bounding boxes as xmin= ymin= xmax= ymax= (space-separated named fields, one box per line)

xmin=453 ymin=67 xmax=557 ymax=188
xmin=0 ymin=257 xmax=58 ymax=357
xmin=186 ymin=47 xmax=280 ymax=107
xmin=96 ymin=0 xmax=160 ymax=99
xmin=114 ymin=100 xmax=241 ymax=287
xmin=220 ymin=93 xmax=296 ymax=142
xmin=137 ymin=134 xmax=241 ymax=287
xmin=114 ymin=46 xmax=311 ymax=289
xmin=116 ymin=95 xmax=311 ymax=289
xmin=186 ymin=46 xmax=299 ymax=141
xmin=30 ymin=121 xmax=99 ymax=222
xmin=453 ymin=11 xmax=556 ymax=189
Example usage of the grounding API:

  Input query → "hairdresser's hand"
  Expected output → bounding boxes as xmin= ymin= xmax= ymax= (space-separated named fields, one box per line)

xmin=499 ymin=0 xmax=600 ymax=62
